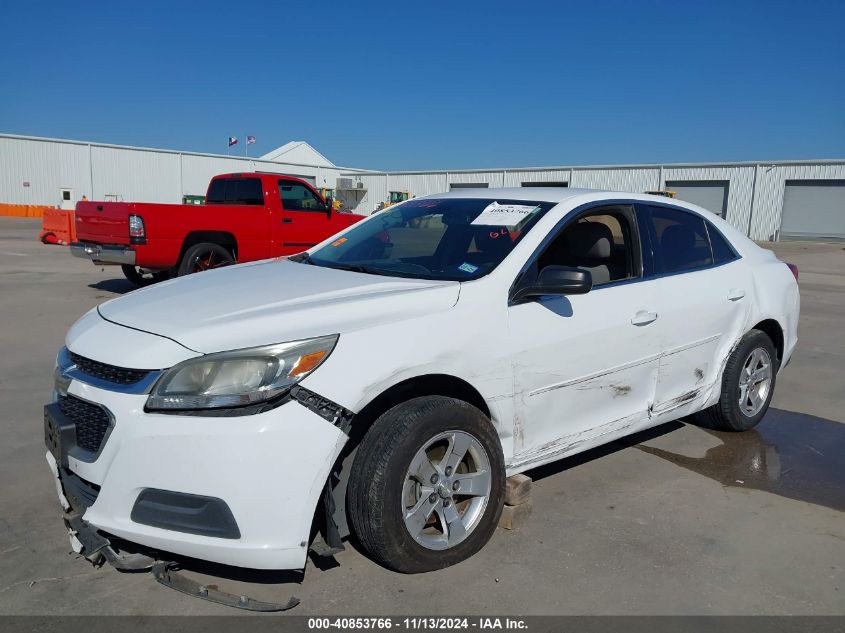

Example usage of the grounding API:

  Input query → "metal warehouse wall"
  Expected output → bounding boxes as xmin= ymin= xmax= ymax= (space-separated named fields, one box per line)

xmin=0 ymin=134 xmax=356 ymax=207
xmin=749 ymin=163 xmax=845 ymax=240
xmin=2 ymin=133 xmax=843 ymax=241
xmin=345 ymin=161 xmax=845 ymax=240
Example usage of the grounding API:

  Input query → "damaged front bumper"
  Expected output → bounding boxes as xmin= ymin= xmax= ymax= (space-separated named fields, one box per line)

xmin=45 ymin=380 xmax=350 ymax=571
xmin=52 ymin=488 xmax=299 ymax=611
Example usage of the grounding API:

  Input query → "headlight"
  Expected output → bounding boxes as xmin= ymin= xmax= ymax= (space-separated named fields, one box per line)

xmin=146 ymin=335 xmax=338 ymax=411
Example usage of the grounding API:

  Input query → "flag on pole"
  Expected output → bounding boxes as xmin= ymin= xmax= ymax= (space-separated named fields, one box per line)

xmin=246 ymin=135 xmax=256 ymax=145
xmin=228 ymin=136 xmax=238 ymax=146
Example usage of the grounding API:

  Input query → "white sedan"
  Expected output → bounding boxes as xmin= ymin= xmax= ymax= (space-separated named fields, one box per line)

xmin=46 ymin=188 xmax=799 ymax=575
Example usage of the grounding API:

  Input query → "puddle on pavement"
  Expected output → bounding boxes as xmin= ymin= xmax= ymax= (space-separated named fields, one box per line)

xmin=638 ymin=408 xmax=845 ymax=511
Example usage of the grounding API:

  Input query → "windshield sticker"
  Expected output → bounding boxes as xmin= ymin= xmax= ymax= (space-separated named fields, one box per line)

xmin=471 ymin=201 xmax=540 ymax=227
xmin=458 ymin=262 xmax=479 ymax=274
xmin=331 ymin=237 xmax=348 ymax=247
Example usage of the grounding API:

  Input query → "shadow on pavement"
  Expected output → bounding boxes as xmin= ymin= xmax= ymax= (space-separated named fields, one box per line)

xmin=526 ymin=421 xmax=685 ymax=483
xmin=88 ymin=279 xmax=136 ymax=295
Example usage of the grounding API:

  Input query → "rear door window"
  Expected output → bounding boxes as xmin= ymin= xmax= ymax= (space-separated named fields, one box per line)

xmin=706 ymin=223 xmax=739 ymax=265
xmin=645 ymin=206 xmax=713 ymax=274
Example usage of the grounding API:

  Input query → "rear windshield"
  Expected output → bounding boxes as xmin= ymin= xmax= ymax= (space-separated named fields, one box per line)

xmin=305 ymin=198 xmax=555 ymax=281
xmin=206 ymin=178 xmax=264 ymax=205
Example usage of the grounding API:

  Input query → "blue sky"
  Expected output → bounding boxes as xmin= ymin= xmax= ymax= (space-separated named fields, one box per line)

xmin=1 ymin=0 xmax=842 ymax=170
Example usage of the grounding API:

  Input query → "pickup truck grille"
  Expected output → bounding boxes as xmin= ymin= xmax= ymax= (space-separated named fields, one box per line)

xmin=57 ymin=395 xmax=112 ymax=454
xmin=69 ymin=351 xmax=150 ymax=385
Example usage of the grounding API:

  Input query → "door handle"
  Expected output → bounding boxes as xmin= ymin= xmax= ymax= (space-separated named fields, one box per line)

xmin=282 ymin=218 xmax=293 ymax=224
xmin=727 ymin=289 xmax=746 ymax=301
xmin=631 ymin=310 xmax=658 ymax=326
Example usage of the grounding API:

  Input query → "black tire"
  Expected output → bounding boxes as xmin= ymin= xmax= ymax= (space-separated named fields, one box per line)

xmin=348 ymin=396 xmax=505 ymax=573
xmin=695 ymin=329 xmax=778 ymax=432
xmin=121 ymin=265 xmax=171 ymax=287
xmin=177 ymin=242 xmax=234 ymax=277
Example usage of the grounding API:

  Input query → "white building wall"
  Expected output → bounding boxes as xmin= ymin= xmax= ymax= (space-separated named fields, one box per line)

xmin=447 ymin=171 xmax=505 ymax=187
xmin=0 ymin=134 xmax=351 ymax=206
xmin=750 ymin=163 xmax=845 ymax=240
xmin=352 ymin=174 xmax=388 ymax=214
xmin=91 ymin=145 xmax=181 ymax=203
xmin=389 ymin=173 xmax=449 ymax=198
xmin=661 ymin=165 xmax=756 ymax=234
xmin=570 ymin=167 xmax=661 ymax=193
xmin=3 ymin=134 xmax=844 ymax=240
xmin=505 ymin=169 xmax=571 ymax=186
xmin=0 ymin=135 xmax=91 ymax=206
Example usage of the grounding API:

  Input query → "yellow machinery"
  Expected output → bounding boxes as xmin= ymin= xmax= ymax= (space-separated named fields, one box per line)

xmin=645 ymin=190 xmax=677 ymax=198
xmin=379 ymin=191 xmax=410 ymax=211
xmin=389 ymin=191 xmax=410 ymax=205
xmin=320 ymin=188 xmax=343 ymax=211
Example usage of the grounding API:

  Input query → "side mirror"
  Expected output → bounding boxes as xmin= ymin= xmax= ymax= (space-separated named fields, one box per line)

xmin=325 ymin=197 xmax=334 ymax=214
xmin=511 ymin=265 xmax=592 ymax=303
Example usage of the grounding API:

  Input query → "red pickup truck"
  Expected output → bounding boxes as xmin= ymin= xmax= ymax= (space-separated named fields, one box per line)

xmin=70 ymin=173 xmax=364 ymax=285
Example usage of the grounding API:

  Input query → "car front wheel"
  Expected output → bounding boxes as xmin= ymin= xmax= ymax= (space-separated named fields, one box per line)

xmin=696 ymin=329 xmax=778 ymax=431
xmin=348 ymin=396 xmax=505 ymax=573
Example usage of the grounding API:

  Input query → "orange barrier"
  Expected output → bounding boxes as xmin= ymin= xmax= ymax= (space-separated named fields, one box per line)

xmin=39 ymin=208 xmax=77 ymax=245
xmin=0 ymin=203 xmax=54 ymax=218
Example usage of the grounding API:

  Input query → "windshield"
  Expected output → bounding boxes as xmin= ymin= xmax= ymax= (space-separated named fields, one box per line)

xmin=304 ymin=198 xmax=555 ymax=281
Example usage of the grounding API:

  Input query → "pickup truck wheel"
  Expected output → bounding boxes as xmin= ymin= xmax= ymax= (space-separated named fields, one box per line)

xmin=348 ymin=396 xmax=505 ymax=573
xmin=121 ymin=265 xmax=170 ymax=287
xmin=177 ymin=243 xmax=234 ymax=276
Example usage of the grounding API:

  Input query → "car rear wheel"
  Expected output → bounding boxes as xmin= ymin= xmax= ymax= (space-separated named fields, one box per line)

xmin=177 ymin=243 xmax=234 ymax=276
xmin=695 ymin=329 xmax=778 ymax=432
xmin=348 ymin=396 xmax=505 ymax=573
xmin=121 ymin=265 xmax=170 ymax=287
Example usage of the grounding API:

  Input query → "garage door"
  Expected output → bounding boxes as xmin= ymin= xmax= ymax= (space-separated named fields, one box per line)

xmin=450 ymin=183 xmax=489 ymax=190
xmin=665 ymin=180 xmax=729 ymax=217
xmin=780 ymin=180 xmax=845 ymax=241
xmin=521 ymin=181 xmax=568 ymax=187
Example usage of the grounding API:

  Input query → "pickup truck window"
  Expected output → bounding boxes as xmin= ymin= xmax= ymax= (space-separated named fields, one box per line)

xmin=279 ymin=180 xmax=328 ymax=212
xmin=306 ymin=198 xmax=554 ymax=281
xmin=207 ymin=178 xmax=264 ymax=206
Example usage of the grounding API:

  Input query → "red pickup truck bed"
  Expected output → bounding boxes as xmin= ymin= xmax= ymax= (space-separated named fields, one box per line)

xmin=71 ymin=173 xmax=364 ymax=285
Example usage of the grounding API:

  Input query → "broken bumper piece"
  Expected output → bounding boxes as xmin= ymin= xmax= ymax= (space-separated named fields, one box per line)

xmin=65 ymin=513 xmax=300 ymax=612
xmin=64 ymin=512 xmax=155 ymax=571
xmin=152 ymin=562 xmax=300 ymax=612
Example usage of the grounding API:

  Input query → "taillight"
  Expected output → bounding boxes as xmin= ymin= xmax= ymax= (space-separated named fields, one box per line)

xmin=785 ymin=262 xmax=799 ymax=281
xmin=129 ymin=214 xmax=146 ymax=244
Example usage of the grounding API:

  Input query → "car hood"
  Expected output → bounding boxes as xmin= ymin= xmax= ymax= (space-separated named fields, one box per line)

xmin=97 ymin=259 xmax=460 ymax=354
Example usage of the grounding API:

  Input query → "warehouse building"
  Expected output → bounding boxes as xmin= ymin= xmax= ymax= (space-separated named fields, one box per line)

xmin=1 ymin=132 xmax=843 ymax=242
xmin=0 ymin=133 xmax=366 ymax=210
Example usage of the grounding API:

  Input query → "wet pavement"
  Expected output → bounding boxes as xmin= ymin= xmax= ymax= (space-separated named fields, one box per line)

xmin=639 ymin=409 xmax=845 ymax=512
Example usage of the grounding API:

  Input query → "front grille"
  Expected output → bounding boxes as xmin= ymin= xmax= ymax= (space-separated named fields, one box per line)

xmin=69 ymin=351 xmax=150 ymax=385
xmin=57 ymin=395 xmax=111 ymax=454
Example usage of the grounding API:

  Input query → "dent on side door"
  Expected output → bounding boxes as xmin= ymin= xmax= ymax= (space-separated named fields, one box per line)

xmin=508 ymin=283 xmax=661 ymax=469
xmin=650 ymin=262 xmax=752 ymax=413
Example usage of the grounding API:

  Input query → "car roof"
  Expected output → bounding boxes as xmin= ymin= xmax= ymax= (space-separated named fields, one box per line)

xmin=425 ymin=187 xmax=716 ymax=211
